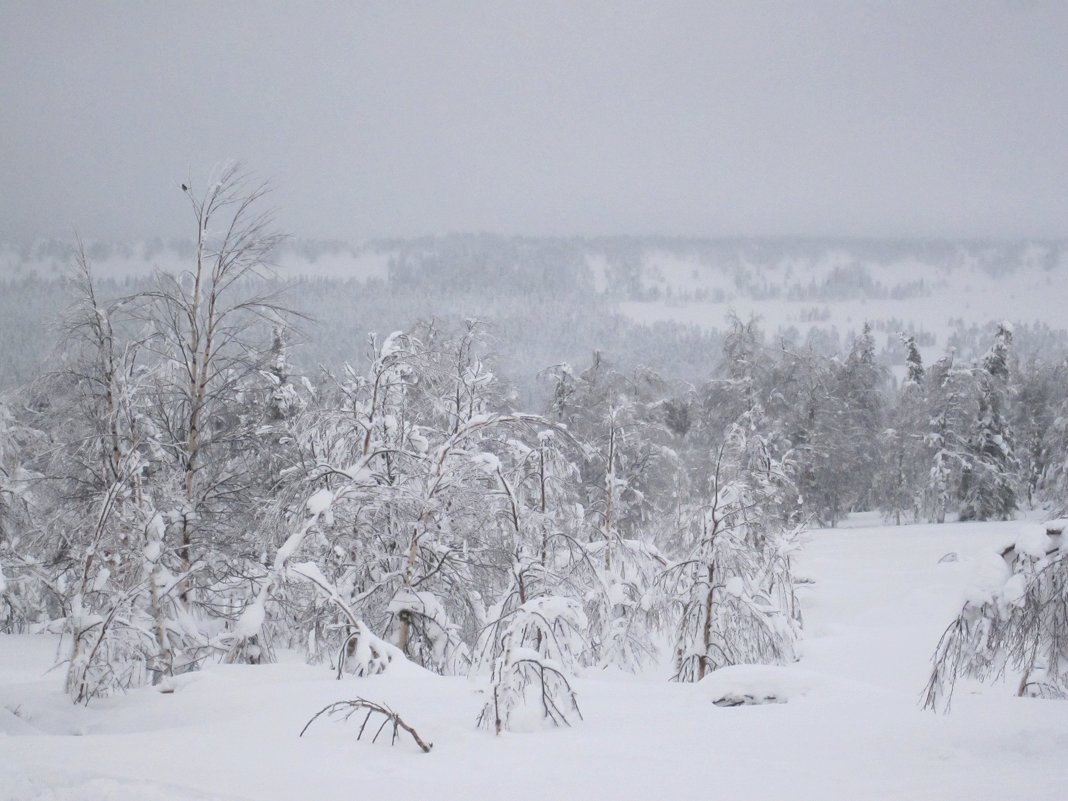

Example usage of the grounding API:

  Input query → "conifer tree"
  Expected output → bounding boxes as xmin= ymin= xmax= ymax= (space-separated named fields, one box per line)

xmin=923 ymin=352 xmax=972 ymax=523
xmin=835 ymin=323 xmax=888 ymax=514
xmin=877 ymin=335 xmax=928 ymax=524
xmin=959 ymin=323 xmax=1019 ymax=521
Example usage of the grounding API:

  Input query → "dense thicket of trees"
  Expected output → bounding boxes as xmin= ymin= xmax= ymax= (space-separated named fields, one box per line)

xmin=2 ymin=183 xmax=1067 ymax=724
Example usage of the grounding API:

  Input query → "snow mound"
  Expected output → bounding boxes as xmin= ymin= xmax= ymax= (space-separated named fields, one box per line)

xmin=305 ymin=488 xmax=334 ymax=516
xmin=1013 ymin=524 xmax=1058 ymax=558
xmin=697 ymin=664 xmax=814 ymax=706
xmin=962 ymin=520 xmax=1068 ymax=606
xmin=1 ymin=706 xmax=40 ymax=736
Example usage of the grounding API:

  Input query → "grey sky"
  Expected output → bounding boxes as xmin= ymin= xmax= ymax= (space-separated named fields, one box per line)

xmin=2 ymin=1 xmax=1067 ymax=242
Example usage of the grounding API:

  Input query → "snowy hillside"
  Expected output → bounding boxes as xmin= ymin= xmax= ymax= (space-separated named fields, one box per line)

xmin=2 ymin=517 xmax=1065 ymax=801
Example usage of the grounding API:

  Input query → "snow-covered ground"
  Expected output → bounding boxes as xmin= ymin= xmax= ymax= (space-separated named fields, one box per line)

xmin=619 ymin=263 xmax=1068 ymax=365
xmin=3 ymin=518 xmax=1066 ymax=801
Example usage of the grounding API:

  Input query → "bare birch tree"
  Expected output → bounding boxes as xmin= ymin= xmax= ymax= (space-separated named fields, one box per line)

xmin=139 ymin=164 xmax=289 ymax=608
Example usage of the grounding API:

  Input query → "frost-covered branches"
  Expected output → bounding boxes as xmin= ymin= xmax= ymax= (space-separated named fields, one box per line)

xmin=3 ymin=171 xmax=301 ymax=701
xmin=923 ymin=522 xmax=1068 ymax=711
xmin=477 ymin=596 xmax=585 ymax=733
xmin=958 ymin=323 xmax=1019 ymax=521
xmin=664 ymin=424 xmax=801 ymax=682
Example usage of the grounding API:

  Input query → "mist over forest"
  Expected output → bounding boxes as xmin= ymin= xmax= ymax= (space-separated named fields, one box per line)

xmin=4 ymin=234 xmax=1067 ymax=400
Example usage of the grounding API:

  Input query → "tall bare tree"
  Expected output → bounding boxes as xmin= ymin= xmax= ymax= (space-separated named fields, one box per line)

xmin=140 ymin=164 xmax=289 ymax=605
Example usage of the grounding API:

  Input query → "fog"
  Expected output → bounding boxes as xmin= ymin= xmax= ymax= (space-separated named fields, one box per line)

xmin=2 ymin=1 xmax=1067 ymax=242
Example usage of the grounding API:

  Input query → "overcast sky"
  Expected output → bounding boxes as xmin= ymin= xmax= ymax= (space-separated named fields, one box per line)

xmin=2 ymin=1 xmax=1067 ymax=242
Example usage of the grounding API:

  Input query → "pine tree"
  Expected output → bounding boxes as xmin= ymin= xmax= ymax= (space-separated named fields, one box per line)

xmin=835 ymin=323 xmax=888 ymax=514
xmin=903 ymin=333 xmax=925 ymax=386
xmin=923 ymin=352 xmax=972 ymax=523
xmin=876 ymin=334 xmax=928 ymax=525
xmin=1012 ymin=357 xmax=1062 ymax=508
xmin=1040 ymin=359 xmax=1068 ymax=513
xmin=959 ymin=323 xmax=1019 ymax=521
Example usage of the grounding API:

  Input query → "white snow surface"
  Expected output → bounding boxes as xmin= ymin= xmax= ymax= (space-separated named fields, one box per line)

xmin=305 ymin=489 xmax=334 ymax=516
xmin=3 ymin=518 xmax=1067 ymax=800
xmin=618 ymin=256 xmax=1068 ymax=366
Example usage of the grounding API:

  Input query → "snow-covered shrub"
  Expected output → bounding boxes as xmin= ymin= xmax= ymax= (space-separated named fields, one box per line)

xmin=663 ymin=422 xmax=802 ymax=682
xmin=580 ymin=536 xmax=666 ymax=670
xmin=61 ymin=466 xmax=191 ymax=702
xmin=224 ymin=485 xmax=405 ymax=677
xmin=477 ymin=596 xmax=585 ymax=734
xmin=923 ymin=521 xmax=1068 ymax=710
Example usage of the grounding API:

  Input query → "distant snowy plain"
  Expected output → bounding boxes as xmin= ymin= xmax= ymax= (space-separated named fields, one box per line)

xmin=3 ymin=516 xmax=1066 ymax=801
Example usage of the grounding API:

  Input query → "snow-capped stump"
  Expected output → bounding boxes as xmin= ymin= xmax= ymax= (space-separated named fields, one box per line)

xmin=386 ymin=589 xmax=467 ymax=674
xmin=995 ymin=521 xmax=1065 ymax=564
xmin=697 ymin=664 xmax=813 ymax=707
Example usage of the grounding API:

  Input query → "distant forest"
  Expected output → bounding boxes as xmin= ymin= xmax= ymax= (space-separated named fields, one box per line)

xmin=2 ymin=235 xmax=1067 ymax=404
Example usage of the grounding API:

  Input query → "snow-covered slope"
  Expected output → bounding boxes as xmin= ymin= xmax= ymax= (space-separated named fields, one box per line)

xmin=2 ymin=517 xmax=1065 ymax=801
xmin=616 ymin=241 xmax=1068 ymax=367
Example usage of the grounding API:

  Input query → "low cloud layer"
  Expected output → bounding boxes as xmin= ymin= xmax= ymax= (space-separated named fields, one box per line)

xmin=2 ymin=1 xmax=1066 ymax=241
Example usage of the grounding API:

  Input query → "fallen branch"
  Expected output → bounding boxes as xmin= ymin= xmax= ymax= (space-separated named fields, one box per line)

xmin=300 ymin=698 xmax=433 ymax=753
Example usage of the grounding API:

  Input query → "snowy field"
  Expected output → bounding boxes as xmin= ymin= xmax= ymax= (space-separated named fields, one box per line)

xmin=619 ymin=257 xmax=1068 ymax=366
xmin=2 ymin=517 xmax=1066 ymax=801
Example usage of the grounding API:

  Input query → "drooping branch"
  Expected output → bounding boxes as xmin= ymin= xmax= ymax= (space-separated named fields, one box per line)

xmin=300 ymin=698 xmax=433 ymax=753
